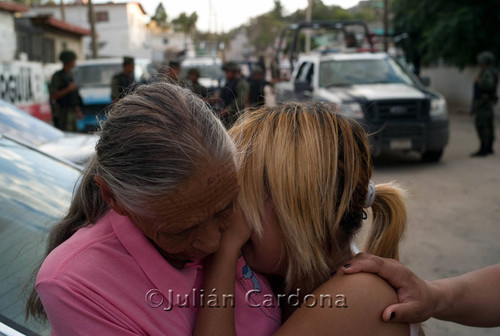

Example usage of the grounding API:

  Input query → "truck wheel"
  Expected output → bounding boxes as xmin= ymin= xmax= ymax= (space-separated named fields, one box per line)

xmin=422 ymin=149 xmax=443 ymax=162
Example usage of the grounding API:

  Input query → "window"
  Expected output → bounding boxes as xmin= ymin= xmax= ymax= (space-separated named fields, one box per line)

xmin=95 ymin=11 xmax=109 ymax=22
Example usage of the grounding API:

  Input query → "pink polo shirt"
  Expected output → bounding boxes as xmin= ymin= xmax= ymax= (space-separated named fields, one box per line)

xmin=36 ymin=210 xmax=281 ymax=335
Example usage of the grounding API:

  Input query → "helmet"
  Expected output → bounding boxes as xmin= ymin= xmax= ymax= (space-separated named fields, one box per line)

xmin=477 ymin=51 xmax=495 ymax=65
xmin=222 ymin=61 xmax=240 ymax=71
xmin=59 ymin=50 xmax=77 ymax=63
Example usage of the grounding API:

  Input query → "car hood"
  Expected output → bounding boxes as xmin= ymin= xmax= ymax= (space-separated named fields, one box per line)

xmin=319 ymin=83 xmax=427 ymax=102
xmin=199 ymin=77 xmax=221 ymax=89
xmin=38 ymin=133 xmax=99 ymax=165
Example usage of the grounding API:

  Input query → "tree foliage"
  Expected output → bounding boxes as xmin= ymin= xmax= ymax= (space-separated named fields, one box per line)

xmin=151 ymin=2 xmax=168 ymax=27
xmin=392 ymin=0 xmax=500 ymax=68
xmin=287 ymin=0 xmax=351 ymax=22
xmin=171 ymin=12 xmax=198 ymax=35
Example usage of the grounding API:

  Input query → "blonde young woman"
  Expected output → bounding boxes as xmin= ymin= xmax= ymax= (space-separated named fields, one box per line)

xmin=194 ymin=101 xmax=420 ymax=336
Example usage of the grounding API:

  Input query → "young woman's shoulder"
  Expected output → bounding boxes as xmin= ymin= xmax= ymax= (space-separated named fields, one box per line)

xmin=275 ymin=272 xmax=409 ymax=336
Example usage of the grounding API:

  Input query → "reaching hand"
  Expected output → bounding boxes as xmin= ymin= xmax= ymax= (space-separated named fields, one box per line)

xmin=342 ymin=253 xmax=438 ymax=323
xmin=76 ymin=106 xmax=84 ymax=120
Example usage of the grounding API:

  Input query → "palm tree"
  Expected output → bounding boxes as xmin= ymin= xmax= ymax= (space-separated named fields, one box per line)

xmin=172 ymin=12 xmax=198 ymax=49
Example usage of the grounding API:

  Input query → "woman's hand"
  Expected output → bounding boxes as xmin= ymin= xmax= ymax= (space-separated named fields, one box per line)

xmin=342 ymin=252 xmax=438 ymax=323
xmin=219 ymin=206 xmax=252 ymax=255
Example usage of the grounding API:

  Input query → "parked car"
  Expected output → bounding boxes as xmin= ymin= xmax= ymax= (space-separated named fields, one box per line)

xmin=0 ymin=99 xmax=98 ymax=165
xmin=0 ymin=135 xmax=81 ymax=336
xmin=72 ymin=58 xmax=153 ymax=132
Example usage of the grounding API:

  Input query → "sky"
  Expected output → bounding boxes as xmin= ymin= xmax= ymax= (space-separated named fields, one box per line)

xmin=132 ymin=0 xmax=361 ymax=33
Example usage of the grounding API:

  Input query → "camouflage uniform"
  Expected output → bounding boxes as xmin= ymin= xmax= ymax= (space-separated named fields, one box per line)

xmin=471 ymin=53 xmax=498 ymax=156
xmin=111 ymin=56 xmax=135 ymax=101
xmin=111 ymin=72 xmax=135 ymax=101
xmin=50 ymin=69 xmax=81 ymax=132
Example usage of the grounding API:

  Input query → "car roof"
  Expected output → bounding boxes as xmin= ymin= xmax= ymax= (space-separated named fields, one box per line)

xmin=76 ymin=58 xmax=151 ymax=66
xmin=300 ymin=51 xmax=390 ymax=62
xmin=181 ymin=57 xmax=222 ymax=65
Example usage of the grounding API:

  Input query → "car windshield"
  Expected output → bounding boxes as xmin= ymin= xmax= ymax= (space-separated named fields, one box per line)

xmin=0 ymin=100 xmax=63 ymax=146
xmin=0 ymin=137 xmax=81 ymax=335
xmin=319 ymin=57 xmax=415 ymax=87
xmin=180 ymin=64 xmax=223 ymax=80
xmin=73 ymin=63 xmax=122 ymax=87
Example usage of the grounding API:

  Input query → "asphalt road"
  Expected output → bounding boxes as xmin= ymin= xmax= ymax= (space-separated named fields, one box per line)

xmin=366 ymin=114 xmax=500 ymax=335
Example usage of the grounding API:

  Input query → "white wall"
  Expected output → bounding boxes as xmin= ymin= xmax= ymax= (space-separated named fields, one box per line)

xmin=0 ymin=12 xmax=17 ymax=61
xmin=421 ymin=65 xmax=500 ymax=115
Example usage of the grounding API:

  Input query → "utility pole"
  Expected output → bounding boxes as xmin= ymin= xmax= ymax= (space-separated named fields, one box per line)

xmin=88 ymin=0 xmax=98 ymax=58
xmin=305 ymin=0 xmax=312 ymax=53
xmin=60 ymin=0 xmax=66 ymax=21
xmin=383 ymin=0 xmax=389 ymax=52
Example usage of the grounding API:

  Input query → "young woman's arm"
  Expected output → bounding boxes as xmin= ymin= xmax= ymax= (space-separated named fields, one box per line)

xmin=274 ymin=272 xmax=409 ymax=336
xmin=193 ymin=208 xmax=251 ymax=336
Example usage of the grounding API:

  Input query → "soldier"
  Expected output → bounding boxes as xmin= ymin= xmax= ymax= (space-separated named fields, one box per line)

xmin=111 ymin=56 xmax=135 ymax=102
xmin=471 ymin=51 xmax=498 ymax=157
xmin=218 ymin=61 xmax=249 ymax=129
xmin=248 ymin=65 xmax=272 ymax=109
xmin=50 ymin=50 xmax=83 ymax=132
xmin=186 ymin=68 xmax=208 ymax=99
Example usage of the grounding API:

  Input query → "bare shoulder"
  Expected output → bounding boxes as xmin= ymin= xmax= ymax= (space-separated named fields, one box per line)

xmin=275 ymin=272 xmax=409 ymax=336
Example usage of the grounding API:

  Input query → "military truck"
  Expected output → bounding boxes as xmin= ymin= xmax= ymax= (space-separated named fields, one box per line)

xmin=274 ymin=21 xmax=449 ymax=162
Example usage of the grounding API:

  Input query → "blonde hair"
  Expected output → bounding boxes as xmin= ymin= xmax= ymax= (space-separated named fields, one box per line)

xmin=229 ymin=101 xmax=406 ymax=294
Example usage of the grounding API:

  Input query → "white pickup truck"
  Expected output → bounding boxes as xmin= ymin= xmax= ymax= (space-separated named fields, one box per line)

xmin=274 ymin=22 xmax=449 ymax=162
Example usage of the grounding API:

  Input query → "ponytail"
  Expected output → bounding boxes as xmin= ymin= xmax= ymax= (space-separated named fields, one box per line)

xmin=25 ymin=157 xmax=109 ymax=320
xmin=364 ymin=182 xmax=407 ymax=260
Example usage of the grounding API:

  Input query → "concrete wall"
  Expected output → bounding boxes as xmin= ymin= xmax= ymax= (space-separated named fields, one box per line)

xmin=0 ymin=12 xmax=17 ymax=61
xmin=32 ymin=3 xmax=149 ymax=59
xmin=44 ymin=31 xmax=85 ymax=61
xmin=421 ymin=65 xmax=500 ymax=115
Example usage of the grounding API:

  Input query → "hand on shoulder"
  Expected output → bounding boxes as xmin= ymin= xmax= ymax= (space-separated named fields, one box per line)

xmin=275 ymin=272 xmax=409 ymax=336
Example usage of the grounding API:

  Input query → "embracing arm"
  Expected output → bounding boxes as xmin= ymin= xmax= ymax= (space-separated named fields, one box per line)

xmin=274 ymin=272 xmax=408 ymax=336
xmin=343 ymin=253 xmax=500 ymax=327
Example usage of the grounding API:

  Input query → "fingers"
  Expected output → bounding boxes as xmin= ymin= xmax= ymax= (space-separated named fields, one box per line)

xmin=342 ymin=252 xmax=391 ymax=274
xmin=342 ymin=253 xmax=412 ymax=290
xmin=382 ymin=303 xmax=430 ymax=324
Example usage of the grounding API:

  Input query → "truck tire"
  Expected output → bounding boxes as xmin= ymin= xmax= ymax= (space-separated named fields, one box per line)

xmin=422 ymin=149 xmax=444 ymax=162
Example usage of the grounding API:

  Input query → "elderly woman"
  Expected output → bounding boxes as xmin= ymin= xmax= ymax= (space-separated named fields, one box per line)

xmin=26 ymin=82 xmax=280 ymax=335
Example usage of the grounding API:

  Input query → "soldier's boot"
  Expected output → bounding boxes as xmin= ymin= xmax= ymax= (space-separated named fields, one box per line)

xmin=471 ymin=142 xmax=489 ymax=157
xmin=485 ymin=141 xmax=494 ymax=154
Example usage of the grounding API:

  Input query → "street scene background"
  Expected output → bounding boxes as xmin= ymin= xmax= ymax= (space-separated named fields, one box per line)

xmin=357 ymin=112 xmax=500 ymax=336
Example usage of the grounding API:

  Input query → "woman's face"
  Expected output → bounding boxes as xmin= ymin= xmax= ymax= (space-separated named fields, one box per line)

xmin=132 ymin=161 xmax=240 ymax=262
xmin=241 ymin=200 xmax=286 ymax=276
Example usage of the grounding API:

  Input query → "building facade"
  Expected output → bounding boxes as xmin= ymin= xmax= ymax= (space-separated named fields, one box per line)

xmin=30 ymin=2 xmax=149 ymax=59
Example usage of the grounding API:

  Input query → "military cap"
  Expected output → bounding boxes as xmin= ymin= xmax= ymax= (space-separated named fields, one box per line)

xmin=59 ymin=50 xmax=77 ymax=63
xmin=222 ymin=61 xmax=240 ymax=71
xmin=169 ymin=60 xmax=181 ymax=68
xmin=477 ymin=51 xmax=495 ymax=65
xmin=123 ymin=56 xmax=135 ymax=65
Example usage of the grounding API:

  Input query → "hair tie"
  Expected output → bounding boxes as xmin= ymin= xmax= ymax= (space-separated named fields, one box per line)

xmin=364 ymin=180 xmax=376 ymax=208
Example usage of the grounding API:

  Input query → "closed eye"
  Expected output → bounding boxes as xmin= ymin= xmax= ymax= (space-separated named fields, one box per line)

xmin=216 ymin=201 xmax=235 ymax=220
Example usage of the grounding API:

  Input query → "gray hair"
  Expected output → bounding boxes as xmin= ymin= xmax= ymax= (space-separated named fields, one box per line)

xmin=94 ymin=82 xmax=235 ymax=215
xmin=26 ymin=81 xmax=234 ymax=319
